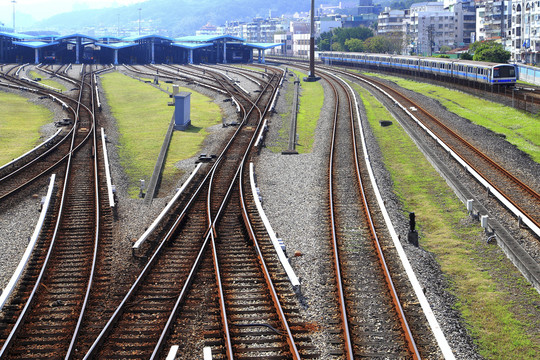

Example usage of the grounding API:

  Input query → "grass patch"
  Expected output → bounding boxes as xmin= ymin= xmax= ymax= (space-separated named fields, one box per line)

xmin=290 ymin=69 xmax=324 ymax=153
xmin=101 ymin=72 xmax=222 ymax=197
xmin=362 ymin=72 xmax=540 ymax=163
xmin=28 ymin=70 xmax=67 ymax=92
xmin=0 ymin=92 xmax=53 ymax=165
xmin=354 ymin=82 xmax=540 ymax=359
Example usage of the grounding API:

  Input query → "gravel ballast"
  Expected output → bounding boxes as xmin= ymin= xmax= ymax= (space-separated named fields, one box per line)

xmin=1 ymin=64 xmax=538 ymax=358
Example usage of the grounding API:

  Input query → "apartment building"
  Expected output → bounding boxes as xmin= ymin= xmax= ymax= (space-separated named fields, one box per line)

xmin=404 ymin=2 xmax=456 ymax=55
xmin=511 ymin=0 xmax=540 ymax=63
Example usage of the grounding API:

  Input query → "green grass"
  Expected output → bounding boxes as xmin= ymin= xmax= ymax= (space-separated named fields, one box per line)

xmin=354 ymin=82 xmax=540 ymax=359
xmin=101 ymin=72 xmax=222 ymax=197
xmin=28 ymin=70 xmax=66 ymax=92
xmin=0 ymin=92 xmax=53 ymax=165
xmin=363 ymin=72 xmax=540 ymax=163
xmin=290 ymin=69 xmax=324 ymax=153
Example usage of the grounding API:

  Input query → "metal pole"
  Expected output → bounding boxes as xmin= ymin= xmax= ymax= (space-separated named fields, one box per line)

xmin=309 ymin=0 xmax=315 ymax=77
xmin=138 ymin=8 xmax=142 ymax=36
xmin=12 ymin=0 xmax=16 ymax=33
xmin=305 ymin=0 xmax=319 ymax=81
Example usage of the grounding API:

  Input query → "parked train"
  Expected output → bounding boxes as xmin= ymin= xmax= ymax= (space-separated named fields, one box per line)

xmin=319 ymin=52 xmax=518 ymax=86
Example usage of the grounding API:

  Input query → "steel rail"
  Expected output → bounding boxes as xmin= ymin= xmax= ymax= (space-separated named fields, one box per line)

xmin=325 ymin=67 xmax=540 ymax=233
xmin=82 ymin=71 xmax=264 ymax=359
xmin=148 ymin=69 xmax=282 ymax=359
xmin=65 ymin=68 xmax=101 ymax=360
xmin=0 ymin=71 xmax=97 ymax=201
xmin=327 ymin=70 xmax=421 ymax=359
xmin=325 ymin=68 xmax=355 ymax=360
xmin=0 ymin=69 xmax=96 ymax=358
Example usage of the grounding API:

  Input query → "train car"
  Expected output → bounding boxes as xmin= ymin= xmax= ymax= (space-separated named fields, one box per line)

xmin=42 ymin=51 xmax=56 ymax=64
xmin=319 ymin=52 xmax=517 ymax=86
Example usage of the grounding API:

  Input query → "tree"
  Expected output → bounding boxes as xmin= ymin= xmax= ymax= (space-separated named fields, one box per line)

xmin=317 ymin=26 xmax=374 ymax=52
xmin=459 ymin=52 xmax=473 ymax=60
xmin=364 ymin=36 xmax=399 ymax=54
xmin=345 ymin=38 xmax=365 ymax=52
xmin=470 ymin=41 xmax=511 ymax=63
xmin=439 ymin=45 xmax=451 ymax=53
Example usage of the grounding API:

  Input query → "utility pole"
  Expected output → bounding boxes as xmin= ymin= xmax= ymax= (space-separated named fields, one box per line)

xmin=305 ymin=0 xmax=320 ymax=82
xmin=427 ymin=23 xmax=435 ymax=56
xmin=11 ymin=0 xmax=16 ymax=33
xmin=138 ymin=8 xmax=142 ymax=36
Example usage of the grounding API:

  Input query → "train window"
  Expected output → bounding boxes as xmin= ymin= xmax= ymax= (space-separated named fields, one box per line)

xmin=493 ymin=66 xmax=516 ymax=78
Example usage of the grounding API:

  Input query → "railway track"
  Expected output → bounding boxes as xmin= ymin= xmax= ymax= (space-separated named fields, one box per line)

xmin=335 ymin=70 xmax=540 ymax=235
xmin=0 ymin=66 xmax=81 ymax=200
xmin=0 ymin=66 xmax=114 ymax=359
xmin=72 ymin=65 xmax=311 ymax=359
xmin=313 ymin=66 xmax=440 ymax=358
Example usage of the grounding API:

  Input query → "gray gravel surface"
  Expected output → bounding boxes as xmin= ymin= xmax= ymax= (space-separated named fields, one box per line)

xmin=254 ymin=66 xmax=485 ymax=359
xmin=1 ymin=64 xmax=538 ymax=359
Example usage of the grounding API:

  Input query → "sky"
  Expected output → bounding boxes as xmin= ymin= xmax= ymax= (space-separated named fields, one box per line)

xmin=0 ymin=0 xmax=146 ymax=28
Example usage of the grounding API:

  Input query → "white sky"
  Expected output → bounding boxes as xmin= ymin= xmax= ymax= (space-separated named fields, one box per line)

xmin=0 ymin=0 xmax=146 ymax=26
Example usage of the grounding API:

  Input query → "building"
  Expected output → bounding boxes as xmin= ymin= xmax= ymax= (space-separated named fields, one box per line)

xmin=404 ymin=2 xmax=456 ymax=55
xmin=0 ymin=32 xmax=282 ymax=65
xmin=445 ymin=0 xmax=477 ymax=47
xmin=272 ymin=32 xmax=293 ymax=56
xmin=377 ymin=8 xmax=406 ymax=35
xmin=510 ymin=0 xmax=540 ymax=63
xmin=476 ymin=0 xmax=511 ymax=42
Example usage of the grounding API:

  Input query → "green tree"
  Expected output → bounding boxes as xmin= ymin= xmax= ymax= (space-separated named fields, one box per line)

xmin=318 ymin=26 xmax=373 ymax=52
xmin=470 ymin=41 xmax=511 ymax=63
xmin=319 ymin=38 xmax=331 ymax=51
xmin=364 ymin=36 xmax=397 ymax=54
xmin=459 ymin=52 xmax=473 ymax=60
xmin=344 ymin=38 xmax=365 ymax=52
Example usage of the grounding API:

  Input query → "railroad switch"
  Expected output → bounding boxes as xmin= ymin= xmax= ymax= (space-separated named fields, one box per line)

xmin=196 ymin=153 xmax=216 ymax=163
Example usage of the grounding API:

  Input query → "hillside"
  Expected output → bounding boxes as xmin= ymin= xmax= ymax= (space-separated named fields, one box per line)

xmin=32 ymin=0 xmax=342 ymax=36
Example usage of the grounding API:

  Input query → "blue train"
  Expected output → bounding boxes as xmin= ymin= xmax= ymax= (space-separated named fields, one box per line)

xmin=319 ymin=52 xmax=518 ymax=86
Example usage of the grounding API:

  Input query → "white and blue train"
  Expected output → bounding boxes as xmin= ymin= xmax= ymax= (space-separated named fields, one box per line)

xmin=319 ymin=52 xmax=518 ymax=86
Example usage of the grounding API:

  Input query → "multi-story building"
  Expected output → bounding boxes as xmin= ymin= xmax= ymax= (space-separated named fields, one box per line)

xmin=476 ymin=0 xmax=511 ymax=42
xmin=377 ymin=8 xmax=406 ymax=35
xmin=445 ymin=0 xmax=476 ymax=47
xmin=403 ymin=2 xmax=457 ymax=55
xmin=272 ymin=32 xmax=293 ymax=55
xmin=293 ymin=33 xmax=311 ymax=56
xmin=511 ymin=0 xmax=540 ymax=63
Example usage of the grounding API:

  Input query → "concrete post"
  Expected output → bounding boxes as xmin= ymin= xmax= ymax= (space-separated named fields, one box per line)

xmin=76 ymin=38 xmax=81 ymax=64
xmin=258 ymin=49 xmax=262 ymax=63
xmin=151 ymin=38 xmax=155 ymax=64
xmin=114 ymin=49 xmax=118 ymax=65
xmin=189 ymin=49 xmax=193 ymax=64
xmin=261 ymin=49 xmax=266 ymax=64
xmin=223 ymin=42 xmax=227 ymax=63
xmin=34 ymin=48 xmax=39 ymax=64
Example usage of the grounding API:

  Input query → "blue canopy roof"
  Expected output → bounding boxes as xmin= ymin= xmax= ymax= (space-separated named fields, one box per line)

xmin=177 ymin=34 xmax=245 ymax=43
xmin=172 ymin=42 xmax=214 ymax=49
xmin=0 ymin=32 xmax=35 ymax=40
xmin=13 ymin=41 xmax=59 ymax=49
xmin=244 ymin=43 xmax=284 ymax=50
xmin=123 ymin=34 xmax=175 ymax=42
xmin=96 ymin=42 xmax=138 ymax=50
xmin=56 ymin=33 xmax=99 ymax=42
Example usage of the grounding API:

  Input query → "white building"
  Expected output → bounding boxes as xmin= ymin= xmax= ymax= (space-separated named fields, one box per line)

xmin=445 ymin=0 xmax=477 ymax=47
xmin=476 ymin=0 xmax=511 ymax=42
xmin=404 ymin=2 xmax=456 ymax=55
xmin=377 ymin=8 xmax=406 ymax=35
xmin=511 ymin=0 xmax=540 ymax=63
